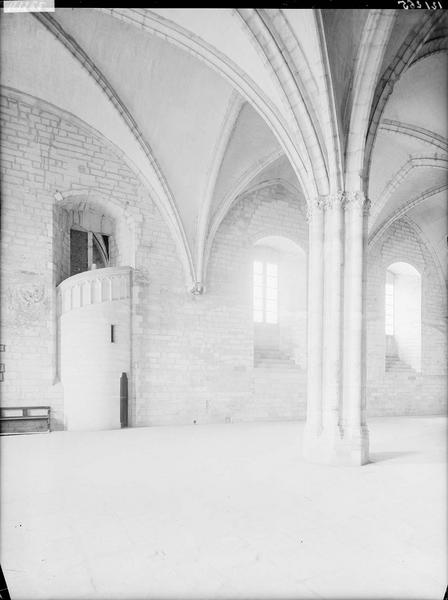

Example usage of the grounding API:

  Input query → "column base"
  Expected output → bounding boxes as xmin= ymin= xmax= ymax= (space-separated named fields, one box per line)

xmin=302 ymin=425 xmax=369 ymax=466
xmin=341 ymin=425 xmax=370 ymax=465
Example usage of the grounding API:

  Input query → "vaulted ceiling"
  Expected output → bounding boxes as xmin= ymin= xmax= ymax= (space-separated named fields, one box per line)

xmin=1 ymin=8 xmax=446 ymax=284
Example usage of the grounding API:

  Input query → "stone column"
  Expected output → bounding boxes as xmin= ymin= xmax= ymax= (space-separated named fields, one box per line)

xmin=303 ymin=199 xmax=324 ymax=458
xmin=321 ymin=192 xmax=344 ymax=453
xmin=342 ymin=191 xmax=370 ymax=465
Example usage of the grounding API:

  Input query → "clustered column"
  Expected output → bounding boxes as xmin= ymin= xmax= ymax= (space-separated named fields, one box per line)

xmin=303 ymin=191 xmax=370 ymax=465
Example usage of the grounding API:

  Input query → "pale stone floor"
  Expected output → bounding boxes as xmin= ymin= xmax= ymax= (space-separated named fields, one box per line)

xmin=1 ymin=416 xmax=446 ymax=600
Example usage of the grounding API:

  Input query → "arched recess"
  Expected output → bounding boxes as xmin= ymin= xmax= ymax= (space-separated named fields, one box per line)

xmin=366 ymin=217 xmax=447 ymax=417
xmin=203 ymin=178 xmax=309 ymax=421
xmin=53 ymin=190 xmax=137 ymax=431
xmin=403 ymin=215 xmax=447 ymax=291
xmin=55 ymin=190 xmax=136 ymax=432
xmin=2 ymin=82 xmax=195 ymax=287
xmin=53 ymin=190 xmax=137 ymax=287
xmin=2 ymin=10 xmax=195 ymax=287
xmin=385 ymin=261 xmax=421 ymax=373
xmin=204 ymin=177 xmax=305 ymax=287
xmin=252 ymin=235 xmax=307 ymax=370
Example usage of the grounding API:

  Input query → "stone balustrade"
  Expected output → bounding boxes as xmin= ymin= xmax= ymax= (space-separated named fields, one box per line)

xmin=57 ymin=266 xmax=131 ymax=315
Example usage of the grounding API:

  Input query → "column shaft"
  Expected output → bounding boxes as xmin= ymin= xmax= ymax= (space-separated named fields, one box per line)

xmin=342 ymin=192 xmax=369 ymax=464
xmin=304 ymin=203 xmax=324 ymax=441
xmin=322 ymin=194 xmax=344 ymax=439
xmin=303 ymin=192 xmax=369 ymax=465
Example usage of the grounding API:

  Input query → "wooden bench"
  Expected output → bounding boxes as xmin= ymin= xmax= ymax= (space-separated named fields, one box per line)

xmin=0 ymin=406 xmax=51 ymax=435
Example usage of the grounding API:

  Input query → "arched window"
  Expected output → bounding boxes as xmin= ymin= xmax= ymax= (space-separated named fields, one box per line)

xmin=385 ymin=270 xmax=395 ymax=335
xmin=385 ymin=262 xmax=421 ymax=372
xmin=253 ymin=260 xmax=278 ymax=324
xmin=252 ymin=236 xmax=307 ymax=369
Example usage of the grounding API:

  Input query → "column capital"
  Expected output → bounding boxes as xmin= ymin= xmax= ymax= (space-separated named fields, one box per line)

xmin=306 ymin=191 xmax=372 ymax=222
xmin=305 ymin=191 xmax=347 ymax=222
xmin=343 ymin=191 xmax=371 ymax=214
xmin=319 ymin=190 xmax=345 ymax=211
xmin=305 ymin=199 xmax=324 ymax=223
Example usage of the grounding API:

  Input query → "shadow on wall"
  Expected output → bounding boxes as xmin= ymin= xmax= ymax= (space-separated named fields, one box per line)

xmin=53 ymin=193 xmax=135 ymax=286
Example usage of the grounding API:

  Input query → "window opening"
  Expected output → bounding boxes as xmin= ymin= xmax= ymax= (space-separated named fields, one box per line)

xmin=253 ymin=260 xmax=278 ymax=324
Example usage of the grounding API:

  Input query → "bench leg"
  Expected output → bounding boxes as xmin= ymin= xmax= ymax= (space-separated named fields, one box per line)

xmin=0 ymin=564 xmax=11 ymax=600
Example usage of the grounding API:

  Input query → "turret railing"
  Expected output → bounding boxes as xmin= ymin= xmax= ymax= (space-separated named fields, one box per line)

xmin=57 ymin=266 xmax=131 ymax=315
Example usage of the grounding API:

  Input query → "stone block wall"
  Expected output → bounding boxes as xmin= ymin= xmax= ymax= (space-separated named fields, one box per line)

xmin=136 ymin=184 xmax=309 ymax=425
xmin=366 ymin=218 xmax=447 ymax=416
xmin=1 ymin=88 xmax=446 ymax=430
xmin=0 ymin=90 xmax=147 ymax=429
xmin=0 ymin=89 xmax=309 ymax=429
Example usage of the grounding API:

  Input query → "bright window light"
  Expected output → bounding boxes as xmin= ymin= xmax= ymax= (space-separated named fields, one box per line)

xmin=385 ymin=271 xmax=394 ymax=335
xmin=253 ymin=260 xmax=278 ymax=324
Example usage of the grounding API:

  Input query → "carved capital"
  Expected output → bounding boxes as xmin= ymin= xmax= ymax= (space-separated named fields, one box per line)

xmin=307 ymin=190 xmax=367 ymax=221
xmin=343 ymin=191 xmax=371 ymax=214
xmin=190 ymin=282 xmax=204 ymax=295
xmin=305 ymin=196 xmax=327 ymax=222
xmin=319 ymin=191 xmax=345 ymax=211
